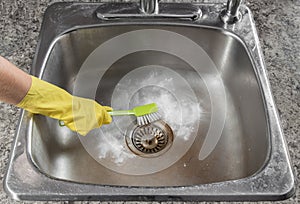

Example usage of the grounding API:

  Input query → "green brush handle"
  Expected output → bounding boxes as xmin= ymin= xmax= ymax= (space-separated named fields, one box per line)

xmin=107 ymin=110 xmax=135 ymax=116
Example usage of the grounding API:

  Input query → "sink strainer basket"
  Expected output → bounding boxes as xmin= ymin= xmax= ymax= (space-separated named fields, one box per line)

xmin=125 ymin=120 xmax=174 ymax=158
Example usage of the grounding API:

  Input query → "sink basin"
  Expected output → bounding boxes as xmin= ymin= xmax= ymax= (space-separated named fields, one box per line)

xmin=29 ymin=24 xmax=268 ymax=186
xmin=4 ymin=2 xmax=295 ymax=201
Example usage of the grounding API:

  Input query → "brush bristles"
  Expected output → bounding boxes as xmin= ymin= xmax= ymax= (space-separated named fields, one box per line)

xmin=137 ymin=112 xmax=161 ymax=126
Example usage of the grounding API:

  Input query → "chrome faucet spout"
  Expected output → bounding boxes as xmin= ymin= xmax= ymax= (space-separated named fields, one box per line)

xmin=220 ymin=0 xmax=242 ymax=24
xmin=140 ymin=0 xmax=159 ymax=14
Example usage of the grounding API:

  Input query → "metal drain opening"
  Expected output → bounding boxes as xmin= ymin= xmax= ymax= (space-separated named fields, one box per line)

xmin=125 ymin=120 xmax=173 ymax=158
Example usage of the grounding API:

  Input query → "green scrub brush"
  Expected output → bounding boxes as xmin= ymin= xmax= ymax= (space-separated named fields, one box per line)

xmin=108 ymin=103 xmax=161 ymax=126
xmin=59 ymin=103 xmax=161 ymax=127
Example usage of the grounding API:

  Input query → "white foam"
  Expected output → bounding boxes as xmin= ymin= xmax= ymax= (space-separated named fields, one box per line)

xmin=85 ymin=67 xmax=202 ymax=165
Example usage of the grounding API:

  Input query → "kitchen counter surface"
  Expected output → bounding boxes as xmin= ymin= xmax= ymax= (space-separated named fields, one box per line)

xmin=0 ymin=0 xmax=299 ymax=203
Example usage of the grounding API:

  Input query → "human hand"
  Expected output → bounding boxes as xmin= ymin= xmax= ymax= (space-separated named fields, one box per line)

xmin=17 ymin=76 xmax=112 ymax=136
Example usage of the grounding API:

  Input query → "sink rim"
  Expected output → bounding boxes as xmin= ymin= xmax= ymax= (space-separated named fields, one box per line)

xmin=4 ymin=2 xmax=295 ymax=201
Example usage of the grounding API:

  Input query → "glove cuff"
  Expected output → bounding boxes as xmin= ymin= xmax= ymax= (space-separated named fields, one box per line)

xmin=17 ymin=76 xmax=73 ymax=117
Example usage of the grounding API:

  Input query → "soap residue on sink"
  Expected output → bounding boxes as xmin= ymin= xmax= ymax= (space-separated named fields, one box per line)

xmin=96 ymin=123 xmax=135 ymax=164
xmin=79 ymin=65 xmax=203 ymax=175
xmin=129 ymin=85 xmax=200 ymax=141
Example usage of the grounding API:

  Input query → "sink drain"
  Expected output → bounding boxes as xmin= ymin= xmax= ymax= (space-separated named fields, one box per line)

xmin=125 ymin=120 xmax=173 ymax=158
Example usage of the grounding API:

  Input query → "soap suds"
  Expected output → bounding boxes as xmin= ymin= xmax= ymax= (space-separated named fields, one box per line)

xmin=84 ymin=66 xmax=202 ymax=166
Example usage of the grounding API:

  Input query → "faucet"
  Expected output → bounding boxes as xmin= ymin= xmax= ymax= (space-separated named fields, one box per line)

xmin=140 ymin=0 xmax=159 ymax=14
xmin=220 ymin=0 xmax=242 ymax=24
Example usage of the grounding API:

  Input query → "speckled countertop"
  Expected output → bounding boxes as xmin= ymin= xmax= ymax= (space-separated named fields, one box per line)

xmin=0 ymin=0 xmax=299 ymax=203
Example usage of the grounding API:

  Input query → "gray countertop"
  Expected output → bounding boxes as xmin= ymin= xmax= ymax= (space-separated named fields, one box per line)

xmin=0 ymin=0 xmax=299 ymax=203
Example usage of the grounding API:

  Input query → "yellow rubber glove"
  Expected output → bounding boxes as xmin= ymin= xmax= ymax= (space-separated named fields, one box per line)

xmin=17 ymin=76 xmax=112 ymax=136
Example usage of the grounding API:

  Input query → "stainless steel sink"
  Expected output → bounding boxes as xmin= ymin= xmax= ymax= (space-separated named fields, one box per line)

xmin=4 ymin=2 xmax=295 ymax=201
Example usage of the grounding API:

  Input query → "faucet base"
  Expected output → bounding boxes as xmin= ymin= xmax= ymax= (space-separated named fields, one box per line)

xmin=220 ymin=9 xmax=242 ymax=24
xmin=96 ymin=3 xmax=202 ymax=20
